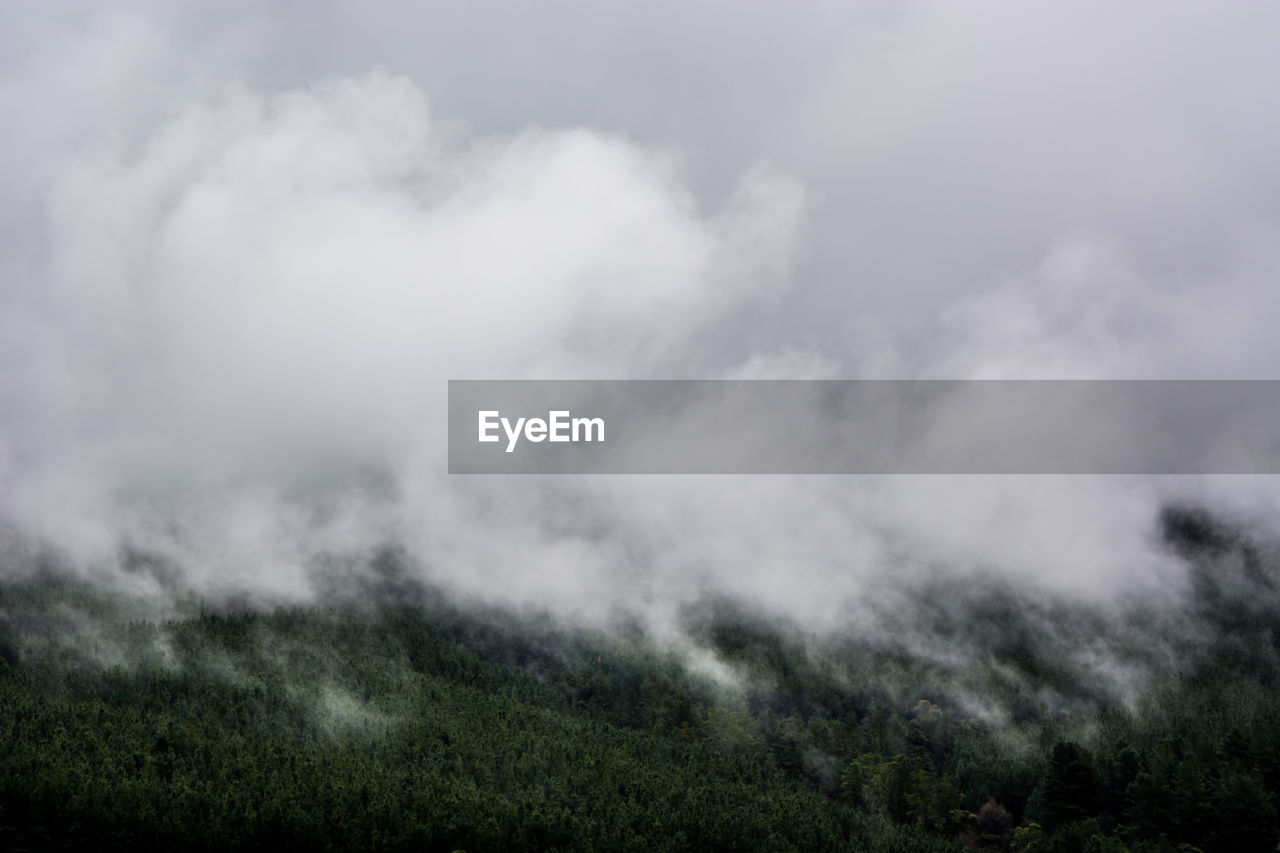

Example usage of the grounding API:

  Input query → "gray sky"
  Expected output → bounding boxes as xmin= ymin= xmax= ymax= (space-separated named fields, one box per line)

xmin=2 ymin=2 xmax=1279 ymax=627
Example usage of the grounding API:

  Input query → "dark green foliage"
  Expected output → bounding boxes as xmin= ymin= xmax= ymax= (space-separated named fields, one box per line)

xmin=4 ymin=504 xmax=1280 ymax=851
xmin=0 ymin=583 xmax=944 ymax=852
xmin=1035 ymin=742 xmax=1098 ymax=830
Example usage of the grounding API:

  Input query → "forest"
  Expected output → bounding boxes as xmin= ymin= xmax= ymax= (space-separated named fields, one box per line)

xmin=2 ymin=504 xmax=1280 ymax=852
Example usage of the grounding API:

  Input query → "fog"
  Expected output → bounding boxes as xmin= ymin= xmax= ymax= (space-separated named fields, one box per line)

xmin=3 ymin=3 xmax=1279 ymax=637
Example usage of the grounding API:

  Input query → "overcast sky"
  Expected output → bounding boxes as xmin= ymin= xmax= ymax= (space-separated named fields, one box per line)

xmin=2 ymin=2 xmax=1279 ymax=628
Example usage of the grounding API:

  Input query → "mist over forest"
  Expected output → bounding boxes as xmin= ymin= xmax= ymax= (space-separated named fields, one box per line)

xmin=4 ymin=2 xmax=1280 ymax=851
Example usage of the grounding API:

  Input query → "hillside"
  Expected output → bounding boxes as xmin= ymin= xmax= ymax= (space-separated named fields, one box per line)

xmin=2 ymin=506 xmax=1280 ymax=851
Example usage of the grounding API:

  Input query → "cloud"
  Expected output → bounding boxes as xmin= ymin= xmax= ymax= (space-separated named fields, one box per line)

xmin=1 ymin=3 xmax=1278 ymax=643
xmin=933 ymin=232 xmax=1280 ymax=379
xmin=1 ymin=47 xmax=805 ymax=600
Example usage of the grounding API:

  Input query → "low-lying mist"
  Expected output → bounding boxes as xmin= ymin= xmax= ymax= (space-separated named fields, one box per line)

xmin=4 ymin=5 xmax=1280 ymax=739
xmin=6 ymin=495 xmax=1278 ymax=738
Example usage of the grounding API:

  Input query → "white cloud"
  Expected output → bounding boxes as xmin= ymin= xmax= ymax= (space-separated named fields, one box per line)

xmin=2 ymin=56 xmax=806 ymax=596
xmin=2 ymin=3 xmax=1278 ymax=639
